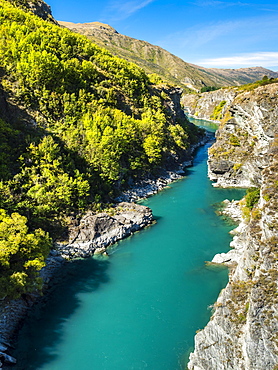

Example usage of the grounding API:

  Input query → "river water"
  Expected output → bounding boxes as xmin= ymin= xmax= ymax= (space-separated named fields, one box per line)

xmin=13 ymin=118 xmax=245 ymax=370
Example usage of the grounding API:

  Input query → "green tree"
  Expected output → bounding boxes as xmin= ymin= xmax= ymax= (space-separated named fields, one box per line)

xmin=0 ymin=209 xmax=51 ymax=299
xmin=14 ymin=136 xmax=90 ymax=222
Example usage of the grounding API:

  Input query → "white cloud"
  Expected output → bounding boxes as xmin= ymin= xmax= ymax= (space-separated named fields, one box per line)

xmin=193 ymin=52 xmax=278 ymax=68
xmin=157 ymin=13 xmax=278 ymax=65
xmin=117 ymin=0 xmax=154 ymax=15
xmin=194 ymin=1 xmax=250 ymax=7
xmin=185 ymin=20 xmax=242 ymax=47
xmin=103 ymin=0 xmax=155 ymax=21
xmin=160 ymin=12 xmax=278 ymax=50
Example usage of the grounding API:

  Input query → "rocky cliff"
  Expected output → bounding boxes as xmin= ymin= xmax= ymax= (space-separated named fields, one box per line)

xmin=188 ymin=82 xmax=278 ymax=370
xmin=208 ymin=83 xmax=278 ymax=188
xmin=7 ymin=0 xmax=56 ymax=22
xmin=182 ymin=88 xmax=237 ymax=122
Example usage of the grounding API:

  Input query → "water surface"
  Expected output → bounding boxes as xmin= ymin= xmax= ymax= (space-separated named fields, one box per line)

xmin=14 ymin=120 xmax=245 ymax=370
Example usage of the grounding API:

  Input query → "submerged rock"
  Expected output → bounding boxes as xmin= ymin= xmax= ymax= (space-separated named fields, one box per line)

xmin=0 ymin=352 xmax=16 ymax=365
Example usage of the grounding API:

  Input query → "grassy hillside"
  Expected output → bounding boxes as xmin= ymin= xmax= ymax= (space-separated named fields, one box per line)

xmin=59 ymin=21 xmax=278 ymax=92
xmin=0 ymin=0 xmax=202 ymax=299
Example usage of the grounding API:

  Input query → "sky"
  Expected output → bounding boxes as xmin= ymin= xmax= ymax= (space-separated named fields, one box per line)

xmin=46 ymin=0 xmax=278 ymax=71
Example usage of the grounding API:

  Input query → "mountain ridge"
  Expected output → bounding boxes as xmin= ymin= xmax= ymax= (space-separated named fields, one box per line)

xmin=58 ymin=21 xmax=278 ymax=91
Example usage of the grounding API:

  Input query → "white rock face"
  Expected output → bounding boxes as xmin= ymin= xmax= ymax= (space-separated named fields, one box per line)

xmin=208 ymin=84 xmax=278 ymax=188
xmin=188 ymin=82 xmax=278 ymax=370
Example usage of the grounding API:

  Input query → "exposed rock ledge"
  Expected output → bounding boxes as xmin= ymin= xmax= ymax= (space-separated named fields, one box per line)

xmin=56 ymin=202 xmax=153 ymax=259
xmin=212 ymin=200 xmax=246 ymax=266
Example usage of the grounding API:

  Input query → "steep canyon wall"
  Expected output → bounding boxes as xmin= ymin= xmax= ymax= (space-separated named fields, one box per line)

xmin=188 ymin=82 xmax=278 ymax=370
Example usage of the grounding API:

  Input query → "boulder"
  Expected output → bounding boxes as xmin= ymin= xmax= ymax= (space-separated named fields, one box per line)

xmin=57 ymin=202 xmax=153 ymax=258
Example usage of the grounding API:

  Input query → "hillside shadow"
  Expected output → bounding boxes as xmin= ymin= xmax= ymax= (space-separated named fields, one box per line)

xmin=9 ymin=257 xmax=110 ymax=370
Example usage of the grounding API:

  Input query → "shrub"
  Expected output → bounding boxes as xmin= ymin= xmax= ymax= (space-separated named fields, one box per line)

xmin=245 ymin=188 xmax=260 ymax=209
xmin=210 ymin=101 xmax=226 ymax=120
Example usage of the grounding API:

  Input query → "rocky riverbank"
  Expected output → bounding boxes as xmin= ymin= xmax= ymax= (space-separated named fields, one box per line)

xmin=115 ymin=132 xmax=213 ymax=203
xmin=57 ymin=202 xmax=153 ymax=259
xmin=188 ymin=82 xmax=278 ymax=370
xmin=0 ymin=202 xmax=153 ymax=368
xmin=211 ymin=199 xmax=246 ymax=266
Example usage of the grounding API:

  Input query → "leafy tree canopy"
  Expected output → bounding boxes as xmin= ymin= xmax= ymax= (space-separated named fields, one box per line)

xmin=0 ymin=209 xmax=51 ymax=299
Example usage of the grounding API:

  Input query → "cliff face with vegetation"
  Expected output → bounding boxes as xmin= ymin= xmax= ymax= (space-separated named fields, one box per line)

xmin=58 ymin=21 xmax=278 ymax=92
xmin=182 ymin=88 xmax=237 ymax=121
xmin=182 ymin=78 xmax=278 ymax=124
xmin=188 ymin=82 xmax=278 ymax=370
xmin=208 ymin=82 xmax=278 ymax=188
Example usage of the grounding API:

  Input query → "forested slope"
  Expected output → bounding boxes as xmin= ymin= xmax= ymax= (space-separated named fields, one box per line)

xmin=0 ymin=0 xmax=202 ymax=300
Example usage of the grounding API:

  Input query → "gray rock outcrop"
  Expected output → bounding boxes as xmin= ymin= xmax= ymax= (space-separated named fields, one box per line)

xmin=11 ymin=0 xmax=57 ymax=23
xmin=188 ymin=82 xmax=278 ymax=370
xmin=58 ymin=202 xmax=153 ymax=258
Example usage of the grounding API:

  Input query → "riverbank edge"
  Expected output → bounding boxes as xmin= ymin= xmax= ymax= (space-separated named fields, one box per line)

xmin=184 ymin=112 xmax=220 ymax=125
xmin=0 ymin=131 xmax=213 ymax=368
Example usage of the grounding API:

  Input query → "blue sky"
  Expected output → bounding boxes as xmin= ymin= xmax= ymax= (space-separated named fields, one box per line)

xmin=47 ymin=0 xmax=278 ymax=71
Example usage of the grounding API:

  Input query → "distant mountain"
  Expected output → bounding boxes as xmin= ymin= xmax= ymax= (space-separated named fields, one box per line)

xmin=58 ymin=21 xmax=278 ymax=91
xmin=190 ymin=64 xmax=278 ymax=87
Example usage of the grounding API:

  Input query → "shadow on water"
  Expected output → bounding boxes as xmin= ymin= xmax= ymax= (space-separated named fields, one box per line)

xmin=11 ymin=257 xmax=110 ymax=370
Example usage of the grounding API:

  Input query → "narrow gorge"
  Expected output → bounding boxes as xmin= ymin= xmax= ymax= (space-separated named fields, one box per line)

xmin=0 ymin=1 xmax=278 ymax=369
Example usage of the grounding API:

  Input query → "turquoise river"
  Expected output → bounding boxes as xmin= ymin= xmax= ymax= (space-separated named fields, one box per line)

xmin=13 ymin=119 xmax=245 ymax=370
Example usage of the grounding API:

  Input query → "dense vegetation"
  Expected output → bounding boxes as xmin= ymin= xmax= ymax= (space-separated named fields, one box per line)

xmin=210 ymin=100 xmax=227 ymax=121
xmin=245 ymin=188 xmax=260 ymax=210
xmin=0 ymin=0 xmax=202 ymax=299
